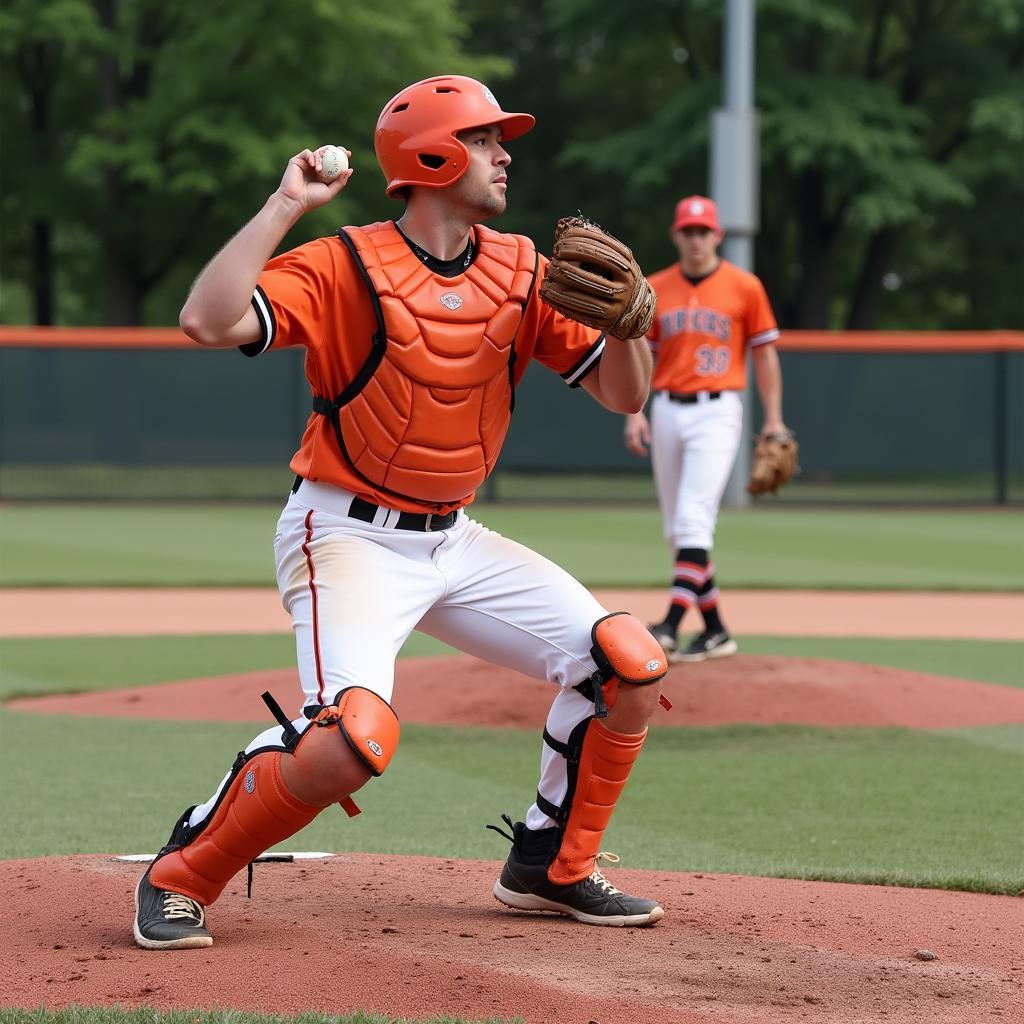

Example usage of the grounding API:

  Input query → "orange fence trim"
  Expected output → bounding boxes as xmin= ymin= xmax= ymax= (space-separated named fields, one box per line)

xmin=0 ymin=327 xmax=193 ymax=349
xmin=1 ymin=326 xmax=1022 ymax=352
xmin=776 ymin=331 xmax=1024 ymax=352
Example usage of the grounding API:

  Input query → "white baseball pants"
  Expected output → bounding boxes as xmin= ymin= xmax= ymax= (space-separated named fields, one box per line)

xmin=191 ymin=480 xmax=610 ymax=833
xmin=649 ymin=389 xmax=744 ymax=550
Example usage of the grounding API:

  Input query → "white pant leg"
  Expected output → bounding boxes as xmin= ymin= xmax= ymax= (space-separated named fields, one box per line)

xmin=274 ymin=493 xmax=447 ymax=710
xmin=187 ymin=492 xmax=449 ymax=828
xmin=648 ymin=391 xmax=686 ymax=549
xmin=668 ymin=392 xmax=744 ymax=550
xmin=418 ymin=516 xmax=612 ymax=830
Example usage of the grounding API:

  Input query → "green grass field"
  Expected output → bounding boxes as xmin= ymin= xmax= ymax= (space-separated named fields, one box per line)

xmin=1 ymin=503 xmax=1022 ymax=588
xmin=1 ymin=632 xmax=1022 ymax=892
xmin=3 ymin=710 xmax=1021 ymax=893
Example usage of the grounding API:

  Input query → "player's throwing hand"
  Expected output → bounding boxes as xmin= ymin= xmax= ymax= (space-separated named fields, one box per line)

xmin=275 ymin=147 xmax=353 ymax=213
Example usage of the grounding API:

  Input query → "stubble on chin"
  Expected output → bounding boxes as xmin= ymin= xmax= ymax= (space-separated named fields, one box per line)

xmin=450 ymin=178 xmax=506 ymax=220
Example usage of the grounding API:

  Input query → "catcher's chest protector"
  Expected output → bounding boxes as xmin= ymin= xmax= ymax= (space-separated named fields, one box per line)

xmin=334 ymin=223 xmax=537 ymax=504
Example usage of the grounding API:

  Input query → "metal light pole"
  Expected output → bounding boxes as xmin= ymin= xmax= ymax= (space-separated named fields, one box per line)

xmin=711 ymin=0 xmax=759 ymax=507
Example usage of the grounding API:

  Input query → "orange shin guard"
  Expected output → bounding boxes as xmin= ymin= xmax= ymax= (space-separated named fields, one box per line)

xmin=547 ymin=718 xmax=646 ymax=885
xmin=149 ymin=749 xmax=321 ymax=906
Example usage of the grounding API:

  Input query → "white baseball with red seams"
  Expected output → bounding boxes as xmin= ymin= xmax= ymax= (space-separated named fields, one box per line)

xmin=318 ymin=145 xmax=348 ymax=181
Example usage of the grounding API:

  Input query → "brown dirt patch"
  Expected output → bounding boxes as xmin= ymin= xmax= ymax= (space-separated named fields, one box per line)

xmin=10 ymin=653 xmax=1024 ymax=729
xmin=2 ymin=587 xmax=1022 ymax=639
xmin=1 ymin=854 xmax=1020 ymax=1024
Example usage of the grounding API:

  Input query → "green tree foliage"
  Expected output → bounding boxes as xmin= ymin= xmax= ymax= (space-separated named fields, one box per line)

xmin=464 ymin=0 xmax=1024 ymax=329
xmin=2 ymin=0 xmax=1020 ymax=329
xmin=1 ymin=0 xmax=505 ymax=324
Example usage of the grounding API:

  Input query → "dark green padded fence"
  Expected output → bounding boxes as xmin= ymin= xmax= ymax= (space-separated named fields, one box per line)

xmin=1 ymin=343 xmax=1021 ymax=504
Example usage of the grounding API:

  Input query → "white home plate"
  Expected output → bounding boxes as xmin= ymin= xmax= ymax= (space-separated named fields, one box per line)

xmin=114 ymin=852 xmax=335 ymax=862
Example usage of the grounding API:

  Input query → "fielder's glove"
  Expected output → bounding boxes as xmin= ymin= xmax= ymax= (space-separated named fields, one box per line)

xmin=539 ymin=216 xmax=656 ymax=339
xmin=748 ymin=429 xmax=800 ymax=496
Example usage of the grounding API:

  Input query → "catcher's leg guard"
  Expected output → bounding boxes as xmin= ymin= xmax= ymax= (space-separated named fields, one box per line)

xmin=548 ymin=612 xmax=667 ymax=885
xmin=149 ymin=686 xmax=399 ymax=906
xmin=546 ymin=716 xmax=646 ymax=885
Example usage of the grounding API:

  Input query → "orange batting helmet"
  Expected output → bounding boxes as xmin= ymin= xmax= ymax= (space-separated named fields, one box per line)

xmin=374 ymin=75 xmax=535 ymax=197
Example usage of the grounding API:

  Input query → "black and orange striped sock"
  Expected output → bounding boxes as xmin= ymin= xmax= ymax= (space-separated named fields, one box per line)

xmin=661 ymin=548 xmax=709 ymax=633
xmin=697 ymin=566 xmax=725 ymax=634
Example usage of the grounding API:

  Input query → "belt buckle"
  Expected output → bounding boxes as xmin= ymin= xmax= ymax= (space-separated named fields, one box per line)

xmin=423 ymin=513 xmax=434 ymax=531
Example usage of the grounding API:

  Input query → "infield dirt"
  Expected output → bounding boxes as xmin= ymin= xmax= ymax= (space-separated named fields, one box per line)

xmin=2 ymin=588 xmax=1022 ymax=1023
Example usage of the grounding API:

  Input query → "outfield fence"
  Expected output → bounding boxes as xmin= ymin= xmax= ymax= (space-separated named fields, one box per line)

xmin=1 ymin=327 xmax=1021 ymax=504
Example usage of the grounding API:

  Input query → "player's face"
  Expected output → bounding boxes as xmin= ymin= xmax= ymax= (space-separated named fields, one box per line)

xmin=450 ymin=125 xmax=510 ymax=218
xmin=674 ymin=226 xmax=722 ymax=273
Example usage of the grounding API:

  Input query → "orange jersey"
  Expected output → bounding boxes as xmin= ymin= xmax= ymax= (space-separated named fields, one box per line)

xmin=646 ymin=259 xmax=779 ymax=394
xmin=246 ymin=225 xmax=604 ymax=514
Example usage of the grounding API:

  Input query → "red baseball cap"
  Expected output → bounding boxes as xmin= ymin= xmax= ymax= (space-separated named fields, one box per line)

xmin=673 ymin=195 xmax=721 ymax=232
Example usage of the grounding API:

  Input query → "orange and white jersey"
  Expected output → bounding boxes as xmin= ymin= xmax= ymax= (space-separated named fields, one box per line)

xmin=646 ymin=259 xmax=779 ymax=394
xmin=244 ymin=225 xmax=604 ymax=514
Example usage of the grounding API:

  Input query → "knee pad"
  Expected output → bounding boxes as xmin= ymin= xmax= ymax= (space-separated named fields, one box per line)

xmin=311 ymin=685 xmax=401 ymax=778
xmin=577 ymin=612 xmax=669 ymax=716
xmin=149 ymin=687 xmax=399 ymax=906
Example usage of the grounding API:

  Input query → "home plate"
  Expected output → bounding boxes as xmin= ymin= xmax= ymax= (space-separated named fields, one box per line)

xmin=113 ymin=852 xmax=335 ymax=863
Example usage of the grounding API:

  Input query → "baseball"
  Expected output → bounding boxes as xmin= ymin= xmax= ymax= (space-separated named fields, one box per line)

xmin=319 ymin=145 xmax=349 ymax=181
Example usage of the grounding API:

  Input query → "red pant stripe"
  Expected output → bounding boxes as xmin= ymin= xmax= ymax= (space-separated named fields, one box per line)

xmin=301 ymin=510 xmax=326 ymax=704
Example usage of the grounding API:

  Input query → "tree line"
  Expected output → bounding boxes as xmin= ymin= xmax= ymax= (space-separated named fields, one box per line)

xmin=2 ymin=0 xmax=1021 ymax=330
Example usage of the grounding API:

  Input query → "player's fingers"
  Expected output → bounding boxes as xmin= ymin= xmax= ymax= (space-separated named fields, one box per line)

xmin=324 ymin=168 xmax=354 ymax=195
xmin=623 ymin=429 xmax=645 ymax=456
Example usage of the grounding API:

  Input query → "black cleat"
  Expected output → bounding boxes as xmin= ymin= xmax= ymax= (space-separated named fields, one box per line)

xmin=648 ymin=622 xmax=677 ymax=655
xmin=489 ymin=816 xmax=663 ymax=927
xmin=133 ymin=806 xmax=212 ymax=950
xmin=674 ymin=629 xmax=738 ymax=663
xmin=133 ymin=865 xmax=212 ymax=950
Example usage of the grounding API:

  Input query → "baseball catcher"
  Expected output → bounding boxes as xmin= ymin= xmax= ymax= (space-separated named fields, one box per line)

xmin=539 ymin=216 xmax=656 ymax=339
xmin=747 ymin=429 xmax=799 ymax=495
xmin=133 ymin=74 xmax=668 ymax=952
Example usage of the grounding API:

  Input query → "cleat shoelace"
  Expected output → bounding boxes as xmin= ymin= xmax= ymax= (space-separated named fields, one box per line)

xmin=590 ymin=852 xmax=624 ymax=895
xmin=161 ymin=892 xmax=205 ymax=925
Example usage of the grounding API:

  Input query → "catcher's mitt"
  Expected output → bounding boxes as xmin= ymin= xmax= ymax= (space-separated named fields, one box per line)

xmin=539 ymin=216 xmax=656 ymax=339
xmin=747 ymin=429 xmax=800 ymax=495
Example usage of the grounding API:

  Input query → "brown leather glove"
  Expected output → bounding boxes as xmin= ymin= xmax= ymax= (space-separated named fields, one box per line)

xmin=539 ymin=216 xmax=656 ymax=339
xmin=748 ymin=429 xmax=800 ymax=495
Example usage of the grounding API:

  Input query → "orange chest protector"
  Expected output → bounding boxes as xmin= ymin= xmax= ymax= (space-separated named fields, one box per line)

xmin=313 ymin=222 xmax=538 ymax=505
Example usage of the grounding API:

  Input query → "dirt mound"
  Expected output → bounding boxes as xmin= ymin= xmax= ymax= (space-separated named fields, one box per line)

xmin=11 ymin=653 xmax=1024 ymax=729
xmin=1 ymin=854 xmax=1020 ymax=1024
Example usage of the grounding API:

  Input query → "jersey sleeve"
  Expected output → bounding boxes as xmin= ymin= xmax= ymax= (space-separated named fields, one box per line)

xmin=526 ymin=254 xmax=606 ymax=387
xmin=240 ymin=238 xmax=338 ymax=357
xmin=746 ymin=275 xmax=780 ymax=348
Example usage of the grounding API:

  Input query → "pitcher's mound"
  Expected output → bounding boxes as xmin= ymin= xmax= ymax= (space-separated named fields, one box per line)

xmin=11 ymin=654 xmax=1024 ymax=729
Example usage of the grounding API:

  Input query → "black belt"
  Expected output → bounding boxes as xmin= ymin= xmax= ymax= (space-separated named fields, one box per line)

xmin=660 ymin=390 xmax=721 ymax=404
xmin=291 ymin=476 xmax=459 ymax=532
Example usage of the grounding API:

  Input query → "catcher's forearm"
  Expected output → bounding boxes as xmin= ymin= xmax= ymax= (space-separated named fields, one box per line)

xmin=752 ymin=343 xmax=784 ymax=429
xmin=586 ymin=335 xmax=652 ymax=413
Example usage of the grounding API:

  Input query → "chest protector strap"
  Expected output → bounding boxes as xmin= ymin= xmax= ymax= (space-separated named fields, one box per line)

xmin=313 ymin=222 xmax=538 ymax=506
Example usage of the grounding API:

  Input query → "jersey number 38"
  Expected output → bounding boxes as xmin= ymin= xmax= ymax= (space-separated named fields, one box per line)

xmin=695 ymin=345 xmax=731 ymax=377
